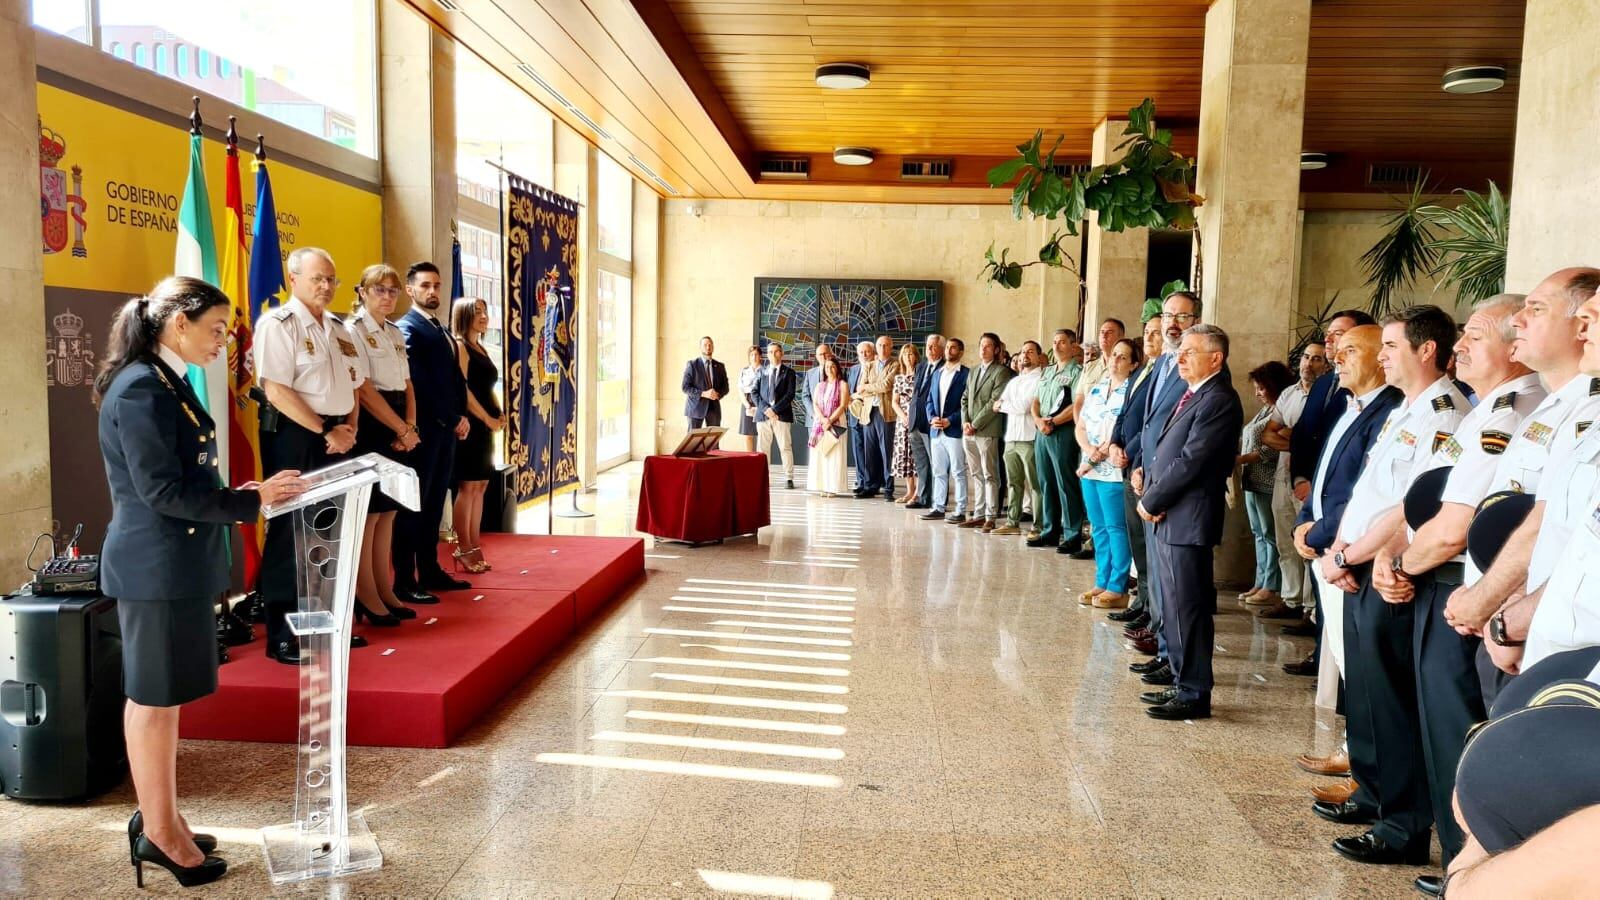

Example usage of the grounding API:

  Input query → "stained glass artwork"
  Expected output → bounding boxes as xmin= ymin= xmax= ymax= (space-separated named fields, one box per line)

xmin=820 ymin=286 xmax=849 ymax=332
xmin=881 ymin=286 xmax=938 ymax=332
xmin=761 ymin=283 xmax=819 ymax=330
xmin=761 ymin=329 xmax=811 ymax=360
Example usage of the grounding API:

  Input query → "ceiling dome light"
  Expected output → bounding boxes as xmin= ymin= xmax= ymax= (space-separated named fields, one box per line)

xmin=1442 ymin=65 xmax=1507 ymax=94
xmin=833 ymin=147 xmax=875 ymax=166
xmin=1300 ymin=151 xmax=1329 ymax=171
xmin=815 ymin=63 xmax=871 ymax=90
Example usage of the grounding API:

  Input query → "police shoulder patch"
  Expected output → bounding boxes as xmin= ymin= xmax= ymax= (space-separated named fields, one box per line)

xmin=1433 ymin=430 xmax=1452 ymax=452
xmin=1431 ymin=394 xmax=1456 ymax=412
xmin=1492 ymin=392 xmax=1515 ymax=411
xmin=1481 ymin=430 xmax=1512 ymax=454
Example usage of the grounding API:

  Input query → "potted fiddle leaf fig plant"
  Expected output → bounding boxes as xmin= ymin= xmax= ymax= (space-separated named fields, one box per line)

xmin=979 ymin=99 xmax=1204 ymax=290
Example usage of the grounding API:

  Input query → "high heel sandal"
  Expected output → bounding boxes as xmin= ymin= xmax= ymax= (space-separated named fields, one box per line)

xmin=352 ymin=603 xmax=402 ymax=627
xmin=132 ymin=833 xmax=227 ymax=888
xmin=129 ymin=810 xmax=216 ymax=859
xmin=471 ymin=547 xmax=492 ymax=572
xmin=453 ymin=547 xmax=489 ymax=575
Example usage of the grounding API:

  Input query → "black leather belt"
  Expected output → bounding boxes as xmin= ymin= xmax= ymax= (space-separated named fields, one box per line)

xmin=1423 ymin=561 xmax=1466 ymax=586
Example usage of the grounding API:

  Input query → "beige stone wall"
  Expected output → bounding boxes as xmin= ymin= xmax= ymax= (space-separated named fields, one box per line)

xmin=654 ymin=199 xmax=1082 ymax=454
xmin=1 ymin=1 xmax=49 ymax=586
xmin=1084 ymin=119 xmax=1150 ymax=332
xmin=1505 ymin=1 xmax=1600 ymax=289
xmin=1297 ymin=210 xmax=1464 ymax=332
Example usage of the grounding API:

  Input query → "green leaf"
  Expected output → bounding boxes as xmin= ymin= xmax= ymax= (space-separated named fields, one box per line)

xmin=1004 ymin=263 xmax=1024 ymax=289
xmin=986 ymin=158 xmax=1028 ymax=188
xmin=1154 ymin=128 xmax=1173 ymax=147
xmin=1018 ymin=131 xmax=1044 ymax=168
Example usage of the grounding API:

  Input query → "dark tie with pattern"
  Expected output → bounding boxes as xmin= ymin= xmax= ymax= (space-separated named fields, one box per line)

xmin=1172 ymin=388 xmax=1196 ymax=421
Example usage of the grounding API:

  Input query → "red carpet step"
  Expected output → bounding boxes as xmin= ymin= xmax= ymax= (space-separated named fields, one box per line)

xmin=181 ymin=535 xmax=644 ymax=748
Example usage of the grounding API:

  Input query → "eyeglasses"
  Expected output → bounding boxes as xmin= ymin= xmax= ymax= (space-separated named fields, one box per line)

xmin=1161 ymin=313 xmax=1198 ymax=324
xmin=303 ymin=275 xmax=341 ymax=288
xmin=365 ymin=285 xmax=400 ymax=297
xmin=1175 ymin=348 xmax=1218 ymax=359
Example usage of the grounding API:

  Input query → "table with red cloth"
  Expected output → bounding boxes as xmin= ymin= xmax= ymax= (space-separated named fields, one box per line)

xmin=636 ymin=450 xmax=771 ymax=544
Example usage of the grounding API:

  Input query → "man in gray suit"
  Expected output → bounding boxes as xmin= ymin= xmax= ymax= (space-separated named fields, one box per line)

xmin=960 ymin=332 xmax=1014 ymax=531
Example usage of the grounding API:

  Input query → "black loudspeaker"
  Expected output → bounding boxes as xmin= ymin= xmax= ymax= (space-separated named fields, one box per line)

xmin=0 ymin=591 xmax=127 ymax=800
xmin=481 ymin=464 xmax=518 ymax=533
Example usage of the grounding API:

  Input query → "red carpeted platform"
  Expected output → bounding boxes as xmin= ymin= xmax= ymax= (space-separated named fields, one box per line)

xmin=181 ymin=535 xmax=643 ymax=748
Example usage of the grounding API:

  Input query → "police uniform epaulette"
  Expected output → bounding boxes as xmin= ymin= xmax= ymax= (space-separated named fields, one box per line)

xmin=1591 ymin=377 xmax=1600 ymax=397
xmin=1580 ymin=421 xmax=1593 ymax=438
xmin=265 ymin=305 xmax=294 ymax=321
xmin=1492 ymin=392 xmax=1515 ymax=411
xmin=1431 ymin=394 xmax=1455 ymax=412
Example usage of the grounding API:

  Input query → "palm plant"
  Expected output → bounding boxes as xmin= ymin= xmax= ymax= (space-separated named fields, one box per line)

xmin=1420 ymin=182 xmax=1509 ymax=304
xmin=1290 ymin=291 xmax=1341 ymax=363
xmin=1358 ymin=176 xmax=1441 ymax=318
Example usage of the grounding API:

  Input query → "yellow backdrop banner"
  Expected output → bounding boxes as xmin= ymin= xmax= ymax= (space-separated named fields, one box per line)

xmin=38 ymin=82 xmax=381 ymax=307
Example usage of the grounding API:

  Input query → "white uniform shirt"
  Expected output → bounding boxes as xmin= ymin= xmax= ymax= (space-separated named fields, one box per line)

xmin=349 ymin=309 xmax=410 ymax=392
xmin=253 ymin=297 xmax=364 ymax=417
xmin=1524 ymin=472 xmax=1600 ymax=668
xmin=1339 ymin=377 xmax=1468 ymax=543
xmin=1430 ymin=374 xmax=1547 ymax=509
xmin=1525 ymin=383 xmax=1600 ymax=590
xmin=1486 ymin=374 xmax=1600 ymax=497
xmin=999 ymin=368 xmax=1043 ymax=442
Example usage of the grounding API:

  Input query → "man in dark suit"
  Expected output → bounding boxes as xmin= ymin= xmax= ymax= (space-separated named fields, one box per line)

xmin=1107 ymin=316 xmax=1164 ymax=628
xmin=1136 ymin=323 xmax=1245 ymax=720
xmin=681 ymin=336 xmax=729 ymax=429
xmin=908 ymin=334 xmax=945 ymax=509
xmin=395 ymin=261 xmax=471 ymax=602
xmin=755 ymin=341 xmax=798 ymax=489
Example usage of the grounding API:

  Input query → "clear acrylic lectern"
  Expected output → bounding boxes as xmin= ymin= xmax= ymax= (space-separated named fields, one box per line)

xmin=258 ymin=453 xmax=419 ymax=885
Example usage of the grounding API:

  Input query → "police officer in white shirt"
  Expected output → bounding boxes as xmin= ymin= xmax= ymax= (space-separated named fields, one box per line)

xmin=1372 ymin=294 xmax=1541 ymax=883
xmin=1443 ymin=269 xmax=1600 ymax=702
xmin=254 ymin=247 xmax=367 ymax=664
xmin=1480 ymin=271 xmax=1600 ymax=680
xmin=1317 ymin=306 xmax=1467 ymax=866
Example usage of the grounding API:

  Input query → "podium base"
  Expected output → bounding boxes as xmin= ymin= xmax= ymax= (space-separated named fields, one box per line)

xmin=261 ymin=812 xmax=383 ymax=885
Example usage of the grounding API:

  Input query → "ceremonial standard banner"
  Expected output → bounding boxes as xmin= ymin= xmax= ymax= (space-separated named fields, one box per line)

xmin=504 ymin=175 xmax=579 ymax=505
xmin=37 ymin=76 xmax=381 ymax=550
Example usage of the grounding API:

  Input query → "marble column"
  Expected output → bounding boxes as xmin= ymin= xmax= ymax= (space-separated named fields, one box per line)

xmin=0 ymin=1 xmax=50 ymax=585
xmin=1504 ymin=1 xmax=1600 ymax=289
xmin=1194 ymin=0 xmax=1312 ymax=584
xmin=378 ymin=0 xmax=456 ymax=284
xmin=554 ymin=124 xmax=598 ymax=487
xmin=1084 ymin=118 xmax=1150 ymax=335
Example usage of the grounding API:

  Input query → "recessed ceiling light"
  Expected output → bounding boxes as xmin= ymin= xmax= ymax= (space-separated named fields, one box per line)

xmin=815 ymin=63 xmax=870 ymax=90
xmin=1442 ymin=65 xmax=1507 ymax=94
xmin=1300 ymin=151 xmax=1329 ymax=171
xmin=833 ymin=147 xmax=874 ymax=166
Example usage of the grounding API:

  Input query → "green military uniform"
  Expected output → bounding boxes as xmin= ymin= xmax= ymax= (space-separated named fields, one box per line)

xmin=1035 ymin=359 xmax=1087 ymax=544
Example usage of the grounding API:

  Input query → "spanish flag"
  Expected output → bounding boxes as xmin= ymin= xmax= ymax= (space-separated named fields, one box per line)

xmin=221 ymin=131 xmax=263 ymax=584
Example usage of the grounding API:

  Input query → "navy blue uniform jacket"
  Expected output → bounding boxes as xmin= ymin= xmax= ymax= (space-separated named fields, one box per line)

xmin=98 ymin=358 xmax=260 ymax=599
xmin=1294 ymin=385 xmax=1403 ymax=553
xmin=1139 ymin=375 xmax=1245 ymax=547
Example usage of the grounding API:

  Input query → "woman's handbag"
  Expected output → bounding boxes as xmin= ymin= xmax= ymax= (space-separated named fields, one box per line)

xmin=816 ymin=425 xmax=845 ymax=457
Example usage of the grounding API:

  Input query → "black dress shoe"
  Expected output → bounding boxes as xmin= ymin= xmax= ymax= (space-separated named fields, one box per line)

xmin=1139 ymin=688 xmax=1179 ymax=705
xmin=1107 ymin=607 xmax=1143 ymax=622
xmin=1026 ymin=533 xmax=1060 ymax=548
xmin=1059 ymin=536 xmax=1085 ymax=555
xmin=1070 ymin=547 xmax=1096 ymax=560
xmin=351 ymin=635 xmax=368 ymax=648
xmin=1332 ymin=831 xmax=1430 ymax=866
xmin=1414 ymin=876 xmax=1443 ymax=897
xmin=1281 ymin=620 xmax=1319 ymax=637
xmin=397 ymin=588 xmax=441 ymax=605
xmin=420 ymin=573 xmax=471 ymax=591
xmin=1146 ymin=697 xmax=1210 ymax=720
xmin=130 ymin=810 xmax=216 ymax=857
xmin=1284 ymin=655 xmax=1319 ymax=676
xmin=385 ymin=604 xmax=418 ymax=620
xmin=1312 ymin=799 xmax=1378 ymax=825
xmin=268 ymin=641 xmax=303 ymax=665
xmin=921 ymin=510 xmax=946 ymax=521
xmin=232 ymin=591 xmax=266 ymax=624
xmin=786 ymin=479 xmax=795 ymax=490
xmin=906 ymin=501 xmax=928 ymax=510
xmin=1258 ymin=604 xmax=1303 ymax=620
xmin=1140 ymin=665 xmax=1174 ymax=685
xmin=1122 ymin=617 xmax=1152 ymax=634
xmin=1130 ymin=656 xmax=1169 ymax=674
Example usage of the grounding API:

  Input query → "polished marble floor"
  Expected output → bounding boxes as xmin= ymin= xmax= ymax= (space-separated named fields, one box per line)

xmin=0 ymin=463 xmax=1431 ymax=898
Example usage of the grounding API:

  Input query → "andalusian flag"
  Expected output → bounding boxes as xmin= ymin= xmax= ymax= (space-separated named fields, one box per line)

xmin=174 ymin=130 xmax=219 ymax=412
xmin=221 ymin=136 xmax=263 ymax=582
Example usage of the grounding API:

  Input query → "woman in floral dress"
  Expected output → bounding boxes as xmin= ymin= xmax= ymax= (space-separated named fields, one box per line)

xmin=890 ymin=344 xmax=921 ymax=504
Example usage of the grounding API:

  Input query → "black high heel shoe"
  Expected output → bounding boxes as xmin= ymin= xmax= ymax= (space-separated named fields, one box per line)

xmin=382 ymin=602 xmax=417 ymax=620
xmin=129 ymin=810 xmax=215 ymax=858
xmin=352 ymin=603 xmax=401 ymax=627
xmin=132 ymin=833 xmax=227 ymax=888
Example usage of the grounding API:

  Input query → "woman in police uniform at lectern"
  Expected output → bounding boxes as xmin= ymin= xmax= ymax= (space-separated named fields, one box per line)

xmin=93 ymin=276 xmax=306 ymax=888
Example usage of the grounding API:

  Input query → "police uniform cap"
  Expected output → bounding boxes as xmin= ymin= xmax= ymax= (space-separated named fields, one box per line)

xmin=1467 ymin=490 xmax=1537 ymax=571
xmin=1404 ymin=466 xmax=1451 ymax=531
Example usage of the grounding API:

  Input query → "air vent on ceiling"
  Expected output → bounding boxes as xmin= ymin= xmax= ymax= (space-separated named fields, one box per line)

xmin=518 ymin=65 xmax=572 ymax=109
xmin=1051 ymin=161 xmax=1091 ymax=178
xmin=760 ymin=157 xmax=810 ymax=180
xmin=901 ymin=158 xmax=952 ymax=182
xmin=627 ymin=154 xmax=662 ymax=182
xmin=1367 ymin=163 xmax=1427 ymax=187
xmin=436 ymin=0 xmax=461 ymax=10
xmin=653 ymin=176 xmax=679 ymax=195
xmin=568 ymin=109 xmax=613 ymax=141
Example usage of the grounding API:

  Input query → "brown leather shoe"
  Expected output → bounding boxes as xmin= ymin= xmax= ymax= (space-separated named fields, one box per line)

xmin=1078 ymin=589 xmax=1101 ymax=606
xmin=1312 ymin=777 xmax=1358 ymax=804
xmin=1130 ymin=636 xmax=1159 ymax=655
xmin=992 ymin=524 xmax=1021 ymax=535
xmin=958 ymin=517 xmax=985 ymax=529
xmin=1295 ymin=749 xmax=1351 ymax=777
xmin=1125 ymin=628 xmax=1155 ymax=642
xmin=980 ymin=518 xmax=997 ymax=533
xmin=1093 ymin=592 xmax=1128 ymax=609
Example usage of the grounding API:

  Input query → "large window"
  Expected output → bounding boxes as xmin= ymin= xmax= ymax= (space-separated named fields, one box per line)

xmin=79 ymin=0 xmax=376 ymax=156
xmin=596 ymin=270 xmax=632 ymax=465
xmin=597 ymin=153 xmax=632 ymax=261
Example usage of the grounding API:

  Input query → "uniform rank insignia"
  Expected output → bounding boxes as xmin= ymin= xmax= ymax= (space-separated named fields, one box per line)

xmin=337 ymin=337 xmax=359 ymax=357
xmin=349 ymin=365 xmax=358 ymax=382
xmin=1443 ymin=435 xmax=1464 ymax=462
xmin=1399 ymin=429 xmax=1418 ymax=447
xmin=365 ymin=334 xmax=378 ymax=348
xmin=1492 ymin=392 xmax=1515 ymax=411
xmin=198 ymin=452 xmax=208 ymax=465
xmin=1432 ymin=394 xmax=1455 ymax=412
xmin=1591 ymin=377 xmax=1600 ymax=397
xmin=1481 ymin=430 xmax=1511 ymax=454
xmin=1580 ymin=421 xmax=1594 ymax=437
xmin=1433 ymin=431 xmax=1451 ymax=452
xmin=304 ymin=338 xmax=315 ymax=354
xmin=1524 ymin=421 xmax=1555 ymax=446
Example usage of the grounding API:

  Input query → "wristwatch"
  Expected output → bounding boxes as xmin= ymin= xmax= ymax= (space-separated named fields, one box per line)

xmin=1488 ymin=611 xmax=1526 ymax=647
xmin=1332 ymin=550 xmax=1347 ymax=570
xmin=1390 ymin=554 xmax=1412 ymax=580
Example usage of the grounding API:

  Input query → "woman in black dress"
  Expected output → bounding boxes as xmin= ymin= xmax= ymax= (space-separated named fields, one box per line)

xmin=349 ymin=265 xmax=422 ymax=625
xmin=94 ymin=277 xmax=306 ymax=887
xmin=451 ymin=297 xmax=503 ymax=572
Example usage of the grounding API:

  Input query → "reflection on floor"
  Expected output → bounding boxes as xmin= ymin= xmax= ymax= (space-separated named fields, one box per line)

xmin=0 ymin=462 xmax=1428 ymax=897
